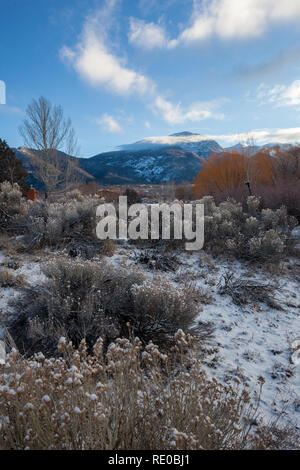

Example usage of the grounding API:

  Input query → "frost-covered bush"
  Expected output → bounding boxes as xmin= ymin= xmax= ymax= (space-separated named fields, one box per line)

xmin=0 ymin=181 xmax=28 ymax=231
xmin=1 ymin=332 xmax=289 ymax=450
xmin=0 ymin=269 xmax=25 ymax=288
xmin=199 ymin=196 xmax=297 ymax=261
xmin=130 ymin=279 xmax=200 ymax=343
xmin=23 ymin=197 xmax=99 ymax=247
xmin=219 ymin=219 xmax=235 ymax=237
xmin=249 ymin=229 xmax=285 ymax=260
xmin=9 ymin=260 xmax=201 ymax=356
xmin=143 ymin=194 xmax=297 ymax=260
xmin=195 ymin=195 xmax=217 ymax=216
xmin=0 ymin=181 xmax=22 ymax=207
xmin=0 ymin=187 xmax=103 ymax=247
xmin=244 ymin=217 xmax=260 ymax=238
xmin=261 ymin=207 xmax=290 ymax=231
xmin=219 ymin=199 xmax=243 ymax=221
xmin=64 ymin=189 xmax=86 ymax=202
xmin=247 ymin=196 xmax=261 ymax=216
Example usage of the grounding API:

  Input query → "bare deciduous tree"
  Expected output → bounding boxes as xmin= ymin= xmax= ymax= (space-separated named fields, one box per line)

xmin=19 ymin=96 xmax=80 ymax=198
xmin=239 ymin=135 xmax=258 ymax=196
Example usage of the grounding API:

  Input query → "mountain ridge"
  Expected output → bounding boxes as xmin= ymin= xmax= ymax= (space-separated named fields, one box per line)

xmin=12 ymin=132 xmax=289 ymax=187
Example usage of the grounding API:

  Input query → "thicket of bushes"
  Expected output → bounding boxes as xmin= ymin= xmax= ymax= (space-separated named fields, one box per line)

xmin=195 ymin=195 xmax=297 ymax=261
xmin=133 ymin=194 xmax=297 ymax=261
xmin=9 ymin=259 xmax=202 ymax=356
xmin=0 ymin=182 xmax=99 ymax=248
xmin=0 ymin=181 xmax=28 ymax=231
xmin=1 ymin=181 xmax=299 ymax=450
xmin=208 ymin=180 xmax=300 ymax=222
xmin=0 ymin=182 xmax=298 ymax=262
xmin=193 ymin=146 xmax=300 ymax=220
xmin=1 ymin=332 xmax=297 ymax=450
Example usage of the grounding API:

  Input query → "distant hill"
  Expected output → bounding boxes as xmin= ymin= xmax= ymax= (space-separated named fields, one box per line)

xmin=224 ymin=142 xmax=292 ymax=155
xmin=13 ymin=132 xmax=292 ymax=187
xmin=79 ymin=147 xmax=206 ymax=185
xmin=13 ymin=147 xmax=93 ymax=190
xmin=13 ymin=132 xmax=223 ymax=186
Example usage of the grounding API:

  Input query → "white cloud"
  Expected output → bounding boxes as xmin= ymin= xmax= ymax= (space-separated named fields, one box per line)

xmin=181 ymin=0 xmax=300 ymax=42
xmin=59 ymin=45 xmax=76 ymax=62
xmin=128 ymin=18 xmax=168 ymax=49
xmin=60 ymin=12 xmax=154 ymax=96
xmin=209 ymin=127 xmax=300 ymax=145
xmin=279 ymin=81 xmax=300 ymax=106
xmin=153 ymin=96 xmax=225 ymax=124
xmin=128 ymin=18 xmax=178 ymax=50
xmin=130 ymin=0 xmax=300 ymax=49
xmin=142 ymin=127 xmax=300 ymax=146
xmin=257 ymin=80 xmax=300 ymax=107
xmin=145 ymin=121 xmax=151 ymax=129
xmin=97 ymin=114 xmax=123 ymax=133
xmin=60 ymin=3 xmax=227 ymax=126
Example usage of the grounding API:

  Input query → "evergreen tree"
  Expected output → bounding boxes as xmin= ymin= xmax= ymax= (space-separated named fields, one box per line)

xmin=0 ymin=139 xmax=28 ymax=185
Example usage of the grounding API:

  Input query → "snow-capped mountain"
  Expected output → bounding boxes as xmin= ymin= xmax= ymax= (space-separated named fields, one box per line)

xmin=225 ymin=142 xmax=292 ymax=154
xmin=224 ymin=143 xmax=261 ymax=155
xmin=15 ymin=132 xmax=223 ymax=186
xmin=118 ymin=131 xmax=223 ymax=156
xmin=77 ymin=132 xmax=223 ymax=184
xmin=14 ymin=132 xmax=292 ymax=187
xmin=80 ymin=147 xmax=206 ymax=185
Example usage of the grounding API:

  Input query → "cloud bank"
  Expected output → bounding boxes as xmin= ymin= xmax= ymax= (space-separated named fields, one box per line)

xmin=140 ymin=127 xmax=300 ymax=146
xmin=153 ymin=96 xmax=226 ymax=124
xmin=211 ymin=127 xmax=300 ymax=145
xmin=129 ymin=0 xmax=300 ymax=50
xmin=257 ymin=80 xmax=300 ymax=107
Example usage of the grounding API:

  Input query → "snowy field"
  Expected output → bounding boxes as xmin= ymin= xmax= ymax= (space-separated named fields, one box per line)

xmin=0 ymin=241 xmax=299 ymax=432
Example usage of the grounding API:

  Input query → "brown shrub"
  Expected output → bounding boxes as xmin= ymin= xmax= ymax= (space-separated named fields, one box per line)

xmin=8 ymin=260 xmax=202 ymax=356
xmin=0 ymin=269 xmax=25 ymax=288
xmin=102 ymin=239 xmax=116 ymax=257
xmin=1 ymin=332 xmax=294 ymax=450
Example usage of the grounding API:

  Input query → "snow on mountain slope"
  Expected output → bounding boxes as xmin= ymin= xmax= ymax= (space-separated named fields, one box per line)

xmin=225 ymin=142 xmax=293 ymax=154
xmin=14 ymin=132 xmax=221 ymax=186
xmin=14 ymin=132 xmax=294 ymax=187
xmin=118 ymin=131 xmax=223 ymax=156
xmin=80 ymin=147 xmax=205 ymax=184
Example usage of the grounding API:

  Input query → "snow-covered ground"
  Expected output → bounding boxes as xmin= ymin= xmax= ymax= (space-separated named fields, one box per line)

xmin=0 ymin=244 xmax=299 ymax=431
xmin=176 ymin=253 xmax=300 ymax=430
xmin=0 ymin=252 xmax=47 ymax=338
xmin=107 ymin=245 xmax=300 ymax=431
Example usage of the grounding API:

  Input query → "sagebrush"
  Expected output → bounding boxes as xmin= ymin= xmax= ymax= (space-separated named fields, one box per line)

xmin=1 ymin=332 xmax=296 ymax=450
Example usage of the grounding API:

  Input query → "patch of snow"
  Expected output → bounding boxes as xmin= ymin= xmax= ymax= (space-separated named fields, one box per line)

xmin=14 ymin=261 xmax=47 ymax=286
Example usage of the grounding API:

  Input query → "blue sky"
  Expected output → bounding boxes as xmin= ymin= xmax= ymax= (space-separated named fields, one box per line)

xmin=2 ymin=0 xmax=300 ymax=157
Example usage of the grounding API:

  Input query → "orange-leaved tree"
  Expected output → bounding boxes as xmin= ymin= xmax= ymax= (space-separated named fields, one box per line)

xmin=193 ymin=151 xmax=248 ymax=198
xmin=272 ymin=145 xmax=300 ymax=181
xmin=250 ymin=149 xmax=274 ymax=186
xmin=193 ymin=150 xmax=275 ymax=199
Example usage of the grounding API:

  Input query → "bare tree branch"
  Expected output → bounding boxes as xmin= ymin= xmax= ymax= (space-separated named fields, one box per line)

xmin=19 ymin=96 xmax=81 ymax=197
